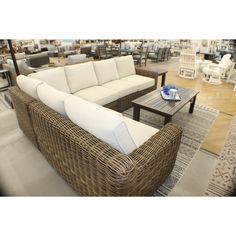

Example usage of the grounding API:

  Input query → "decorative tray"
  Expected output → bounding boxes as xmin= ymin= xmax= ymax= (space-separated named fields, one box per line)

xmin=160 ymin=91 xmax=181 ymax=101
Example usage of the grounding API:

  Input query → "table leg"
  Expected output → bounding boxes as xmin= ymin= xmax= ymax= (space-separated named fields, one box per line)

xmin=6 ymin=71 xmax=12 ymax=86
xmin=164 ymin=116 xmax=172 ymax=125
xmin=189 ymin=95 xmax=197 ymax=113
xmin=133 ymin=105 xmax=140 ymax=121
xmin=161 ymin=73 xmax=166 ymax=87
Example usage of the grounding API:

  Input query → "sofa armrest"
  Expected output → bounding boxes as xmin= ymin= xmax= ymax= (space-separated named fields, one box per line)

xmin=28 ymin=101 xmax=137 ymax=196
xmin=129 ymin=123 xmax=182 ymax=194
xmin=135 ymin=67 xmax=158 ymax=87
xmin=8 ymin=86 xmax=39 ymax=148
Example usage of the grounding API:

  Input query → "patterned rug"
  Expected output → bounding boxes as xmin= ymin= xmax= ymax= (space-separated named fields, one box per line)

xmin=123 ymin=104 xmax=219 ymax=196
xmin=205 ymin=116 xmax=236 ymax=196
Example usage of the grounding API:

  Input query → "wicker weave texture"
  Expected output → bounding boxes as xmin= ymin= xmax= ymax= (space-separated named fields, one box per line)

xmin=104 ymin=68 xmax=158 ymax=112
xmin=8 ymin=67 xmax=174 ymax=196
xmin=29 ymin=100 xmax=182 ymax=196
xmin=8 ymin=86 xmax=39 ymax=148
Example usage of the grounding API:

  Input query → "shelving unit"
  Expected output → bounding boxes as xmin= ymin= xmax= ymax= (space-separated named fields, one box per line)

xmin=178 ymin=49 xmax=199 ymax=79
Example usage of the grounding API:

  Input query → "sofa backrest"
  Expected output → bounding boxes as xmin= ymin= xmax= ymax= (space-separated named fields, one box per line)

xmin=64 ymin=96 xmax=137 ymax=154
xmin=93 ymin=58 xmax=119 ymax=84
xmin=115 ymin=55 xmax=136 ymax=78
xmin=28 ymin=67 xmax=71 ymax=94
xmin=26 ymin=56 xmax=136 ymax=95
xmin=37 ymin=83 xmax=73 ymax=116
xmin=64 ymin=62 xmax=98 ymax=93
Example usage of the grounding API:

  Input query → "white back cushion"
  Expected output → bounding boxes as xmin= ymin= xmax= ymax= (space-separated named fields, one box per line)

xmin=37 ymin=83 xmax=72 ymax=116
xmin=93 ymin=58 xmax=119 ymax=84
xmin=64 ymin=62 xmax=98 ymax=93
xmin=64 ymin=96 xmax=137 ymax=154
xmin=115 ymin=55 xmax=136 ymax=78
xmin=123 ymin=117 xmax=158 ymax=148
xmin=16 ymin=75 xmax=43 ymax=100
xmin=28 ymin=67 xmax=71 ymax=94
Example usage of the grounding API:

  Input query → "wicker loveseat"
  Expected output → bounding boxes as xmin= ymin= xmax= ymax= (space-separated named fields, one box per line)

xmin=9 ymin=56 xmax=182 ymax=196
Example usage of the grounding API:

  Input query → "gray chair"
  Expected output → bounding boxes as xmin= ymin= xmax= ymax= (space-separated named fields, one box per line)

xmin=96 ymin=45 xmax=113 ymax=60
xmin=3 ymin=59 xmax=35 ymax=85
xmin=132 ymin=46 xmax=148 ymax=66
xmin=80 ymin=46 xmax=92 ymax=58
xmin=164 ymin=48 xmax=171 ymax=61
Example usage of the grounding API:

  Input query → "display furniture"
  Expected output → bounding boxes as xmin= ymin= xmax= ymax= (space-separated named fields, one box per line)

xmin=132 ymin=87 xmax=199 ymax=125
xmin=178 ymin=49 xmax=200 ymax=79
xmin=8 ymin=55 xmax=182 ymax=196
xmin=202 ymin=54 xmax=234 ymax=85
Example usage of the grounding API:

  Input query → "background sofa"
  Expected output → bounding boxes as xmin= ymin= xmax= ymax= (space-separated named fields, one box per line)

xmin=27 ymin=52 xmax=50 ymax=68
xmin=9 ymin=55 xmax=182 ymax=196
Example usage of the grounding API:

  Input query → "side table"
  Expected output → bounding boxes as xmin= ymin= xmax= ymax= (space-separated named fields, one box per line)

xmin=135 ymin=66 xmax=168 ymax=87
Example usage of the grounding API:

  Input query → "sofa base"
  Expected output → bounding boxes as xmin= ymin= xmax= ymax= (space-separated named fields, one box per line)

xmin=9 ymin=86 xmax=182 ymax=196
xmin=104 ymin=85 xmax=156 ymax=112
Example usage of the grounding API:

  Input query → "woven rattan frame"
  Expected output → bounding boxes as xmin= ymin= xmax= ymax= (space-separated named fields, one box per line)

xmin=28 ymin=100 xmax=182 ymax=196
xmin=8 ymin=86 xmax=39 ymax=148
xmin=8 ymin=67 xmax=180 ymax=195
xmin=104 ymin=67 xmax=158 ymax=112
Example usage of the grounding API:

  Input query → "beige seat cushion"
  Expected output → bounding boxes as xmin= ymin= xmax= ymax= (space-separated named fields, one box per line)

xmin=93 ymin=58 xmax=119 ymax=84
xmin=64 ymin=62 xmax=98 ymax=93
xmin=115 ymin=55 xmax=136 ymax=78
xmin=28 ymin=67 xmax=71 ymax=94
xmin=121 ymin=74 xmax=155 ymax=91
xmin=73 ymin=86 xmax=119 ymax=106
xmin=102 ymin=80 xmax=139 ymax=98
xmin=123 ymin=117 xmax=158 ymax=148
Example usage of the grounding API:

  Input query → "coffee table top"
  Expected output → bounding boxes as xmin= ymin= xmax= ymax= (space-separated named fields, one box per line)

xmin=132 ymin=87 xmax=199 ymax=116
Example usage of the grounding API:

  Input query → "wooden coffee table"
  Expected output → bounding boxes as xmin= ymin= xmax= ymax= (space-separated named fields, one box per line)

xmin=132 ymin=87 xmax=199 ymax=125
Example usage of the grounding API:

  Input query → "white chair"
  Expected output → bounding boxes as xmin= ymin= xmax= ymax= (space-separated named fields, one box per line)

xmin=202 ymin=54 xmax=234 ymax=85
xmin=178 ymin=49 xmax=200 ymax=79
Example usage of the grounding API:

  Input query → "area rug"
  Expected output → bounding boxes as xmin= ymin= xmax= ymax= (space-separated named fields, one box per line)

xmin=123 ymin=104 xmax=219 ymax=196
xmin=205 ymin=116 xmax=236 ymax=196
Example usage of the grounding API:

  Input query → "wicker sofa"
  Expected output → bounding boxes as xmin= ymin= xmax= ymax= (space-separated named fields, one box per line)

xmin=25 ymin=55 xmax=158 ymax=112
xmin=9 ymin=56 xmax=182 ymax=196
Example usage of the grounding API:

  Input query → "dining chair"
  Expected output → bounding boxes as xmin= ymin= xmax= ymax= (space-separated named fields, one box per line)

xmin=96 ymin=45 xmax=113 ymax=60
xmin=132 ymin=46 xmax=148 ymax=66
xmin=80 ymin=46 xmax=92 ymax=58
